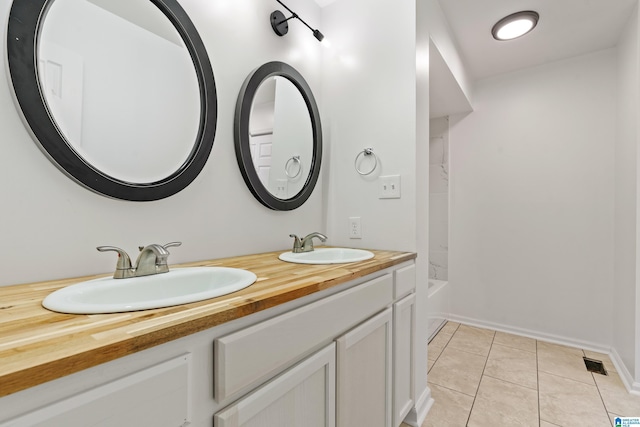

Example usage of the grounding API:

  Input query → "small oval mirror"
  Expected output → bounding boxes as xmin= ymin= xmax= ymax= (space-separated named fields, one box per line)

xmin=235 ymin=62 xmax=322 ymax=211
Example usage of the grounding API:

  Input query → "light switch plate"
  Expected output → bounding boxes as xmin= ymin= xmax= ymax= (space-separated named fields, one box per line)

xmin=379 ymin=175 xmax=401 ymax=199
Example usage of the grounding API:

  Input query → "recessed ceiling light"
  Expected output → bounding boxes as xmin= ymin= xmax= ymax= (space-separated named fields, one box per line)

xmin=492 ymin=11 xmax=539 ymax=41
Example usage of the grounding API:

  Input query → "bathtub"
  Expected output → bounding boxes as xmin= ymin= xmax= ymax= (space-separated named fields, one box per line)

xmin=427 ymin=279 xmax=450 ymax=341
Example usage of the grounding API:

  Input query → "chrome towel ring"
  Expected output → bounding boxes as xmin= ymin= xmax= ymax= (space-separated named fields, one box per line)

xmin=285 ymin=155 xmax=303 ymax=178
xmin=355 ymin=148 xmax=378 ymax=176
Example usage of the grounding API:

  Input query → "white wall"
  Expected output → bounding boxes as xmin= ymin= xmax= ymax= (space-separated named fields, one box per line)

xmin=321 ymin=0 xmax=417 ymax=253
xmin=0 ymin=0 xmax=324 ymax=287
xmin=449 ymin=49 xmax=616 ymax=349
xmin=321 ymin=0 xmax=429 ymax=421
xmin=426 ymin=0 xmax=472 ymax=107
xmin=415 ymin=0 xmax=432 ymax=422
xmin=615 ymin=2 xmax=640 ymax=384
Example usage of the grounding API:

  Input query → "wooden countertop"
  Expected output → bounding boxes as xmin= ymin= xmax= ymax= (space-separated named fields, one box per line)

xmin=0 ymin=248 xmax=415 ymax=398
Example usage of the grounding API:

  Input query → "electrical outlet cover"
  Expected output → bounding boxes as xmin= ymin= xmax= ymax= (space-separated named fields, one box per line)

xmin=348 ymin=217 xmax=362 ymax=239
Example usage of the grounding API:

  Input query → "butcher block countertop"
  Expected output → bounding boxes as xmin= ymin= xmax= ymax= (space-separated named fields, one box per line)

xmin=0 ymin=248 xmax=415 ymax=398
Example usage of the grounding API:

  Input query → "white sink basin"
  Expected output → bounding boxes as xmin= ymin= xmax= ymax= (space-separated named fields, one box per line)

xmin=278 ymin=248 xmax=374 ymax=264
xmin=42 ymin=267 xmax=257 ymax=314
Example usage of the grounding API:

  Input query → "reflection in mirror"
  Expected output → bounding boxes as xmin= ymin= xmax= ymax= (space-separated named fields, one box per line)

xmin=37 ymin=0 xmax=200 ymax=183
xmin=234 ymin=61 xmax=322 ymax=211
xmin=249 ymin=76 xmax=313 ymax=199
xmin=7 ymin=0 xmax=217 ymax=201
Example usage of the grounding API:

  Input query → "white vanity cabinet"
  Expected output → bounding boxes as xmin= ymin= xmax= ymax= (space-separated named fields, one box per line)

xmin=214 ymin=262 xmax=416 ymax=427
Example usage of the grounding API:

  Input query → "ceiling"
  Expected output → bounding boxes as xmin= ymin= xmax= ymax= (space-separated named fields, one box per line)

xmin=313 ymin=0 xmax=338 ymax=7
xmin=438 ymin=0 xmax=638 ymax=80
xmin=314 ymin=0 xmax=638 ymax=80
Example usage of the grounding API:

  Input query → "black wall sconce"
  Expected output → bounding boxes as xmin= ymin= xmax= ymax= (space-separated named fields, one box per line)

xmin=271 ymin=0 xmax=324 ymax=42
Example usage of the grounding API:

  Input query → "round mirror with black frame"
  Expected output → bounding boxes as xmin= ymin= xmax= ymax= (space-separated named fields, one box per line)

xmin=6 ymin=0 xmax=217 ymax=201
xmin=235 ymin=61 xmax=322 ymax=211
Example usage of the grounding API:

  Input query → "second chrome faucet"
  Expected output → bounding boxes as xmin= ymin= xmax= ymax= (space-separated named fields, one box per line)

xmin=289 ymin=232 xmax=327 ymax=253
xmin=97 ymin=242 xmax=182 ymax=279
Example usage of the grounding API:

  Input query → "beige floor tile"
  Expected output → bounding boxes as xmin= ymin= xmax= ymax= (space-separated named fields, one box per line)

xmin=538 ymin=340 xmax=584 ymax=355
xmin=467 ymin=376 xmax=538 ymax=427
xmin=594 ymin=370 xmax=640 ymax=416
xmin=429 ymin=331 xmax=453 ymax=349
xmin=446 ymin=325 xmax=495 ymax=357
xmin=428 ymin=358 xmax=435 ymax=373
xmin=484 ymin=343 xmax=537 ymax=390
xmin=610 ymin=413 xmax=621 ymax=426
xmin=422 ymin=383 xmax=474 ymax=427
xmin=428 ymin=346 xmax=487 ymax=396
xmin=540 ymin=421 xmax=561 ymax=427
xmin=539 ymin=371 xmax=611 ymax=427
xmin=584 ymin=349 xmax=617 ymax=373
xmin=428 ymin=343 xmax=445 ymax=364
xmin=439 ymin=321 xmax=460 ymax=335
xmin=537 ymin=341 xmax=594 ymax=385
xmin=493 ymin=331 xmax=536 ymax=353
xmin=428 ymin=328 xmax=452 ymax=366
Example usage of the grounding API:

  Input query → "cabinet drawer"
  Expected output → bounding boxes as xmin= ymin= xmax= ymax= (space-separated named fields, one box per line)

xmin=215 ymin=273 xmax=393 ymax=401
xmin=394 ymin=264 xmax=415 ymax=299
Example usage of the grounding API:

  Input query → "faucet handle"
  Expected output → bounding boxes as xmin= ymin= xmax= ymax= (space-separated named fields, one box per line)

xmin=97 ymin=246 xmax=133 ymax=278
xmin=163 ymin=242 xmax=182 ymax=250
xmin=289 ymin=234 xmax=303 ymax=253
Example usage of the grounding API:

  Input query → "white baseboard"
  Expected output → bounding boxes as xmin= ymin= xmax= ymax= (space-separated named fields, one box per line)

xmin=609 ymin=347 xmax=640 ymax=395
xmin=447 ymin=314 xmax=610 ymax=353
xmin=402 ymin=386 xmax=433 ymax=427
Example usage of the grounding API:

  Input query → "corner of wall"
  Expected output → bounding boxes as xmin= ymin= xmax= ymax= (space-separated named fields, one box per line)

xmin=426 ymin=0 xmax=474 ymax=106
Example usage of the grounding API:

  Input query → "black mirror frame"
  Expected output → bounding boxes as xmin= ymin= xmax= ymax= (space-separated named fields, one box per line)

xmin=6 ymin=0 xmax=217 ymax=201
xmin=234 ymin=61 xmax=322 ymax=211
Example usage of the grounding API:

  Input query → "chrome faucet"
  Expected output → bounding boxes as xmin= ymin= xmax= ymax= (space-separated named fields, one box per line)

xmin=289 ymin=232 xmax=327 ymax=253
xmin=97 ymin=242 xmax=182 ymax=279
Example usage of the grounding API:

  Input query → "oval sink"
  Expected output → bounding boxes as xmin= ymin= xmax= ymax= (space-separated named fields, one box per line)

xmin=278 ymin=248 xmax=374 ymax=264
xmin=42 ymin=267 xmax=257 ymax=314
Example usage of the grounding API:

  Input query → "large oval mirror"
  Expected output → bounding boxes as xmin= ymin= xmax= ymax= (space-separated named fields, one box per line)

xmin=235 ymin=62 xmax=322 ymax=211
xmin=7 ymin=0 xmax=217 ymax=201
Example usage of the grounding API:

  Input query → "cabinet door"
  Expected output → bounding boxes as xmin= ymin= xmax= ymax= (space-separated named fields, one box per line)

xmin=1 ymin=355 xmax=190 ymax=427
xmin=214 ymin=343 xmax=335 ymax=427
xmin=336 ymin=308 xmax=392 ymax=427
xmin=393 ymin=293 xmax=416 ymax=427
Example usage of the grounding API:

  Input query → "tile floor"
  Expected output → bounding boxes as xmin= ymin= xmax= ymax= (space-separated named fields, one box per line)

xmin=410 ymin=321 xmax=640 ymax=427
